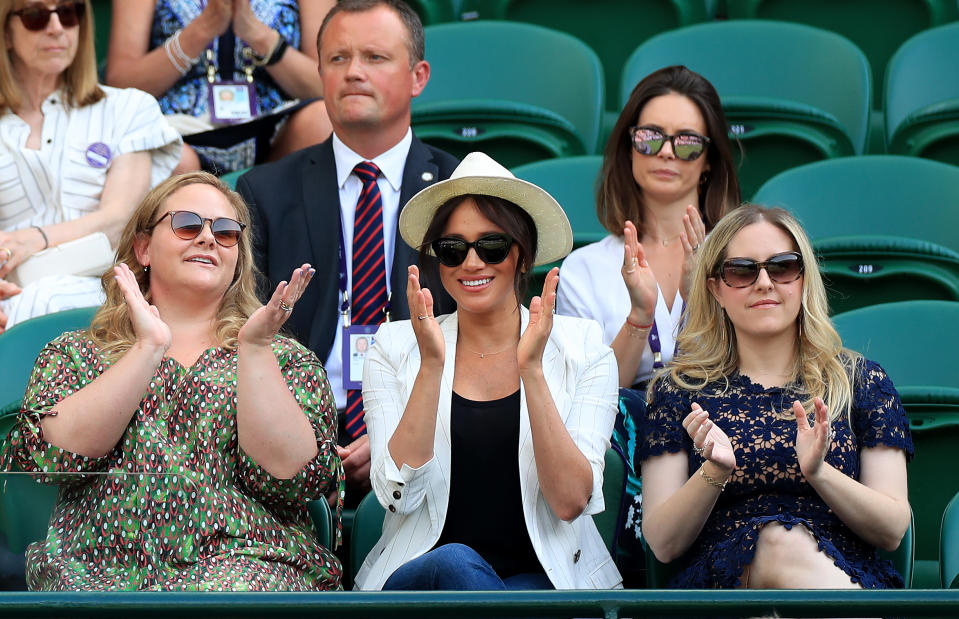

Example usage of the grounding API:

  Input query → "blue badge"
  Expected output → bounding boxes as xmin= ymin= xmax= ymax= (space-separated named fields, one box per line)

xmin=85 ymin=142 xmax=112 ymax=169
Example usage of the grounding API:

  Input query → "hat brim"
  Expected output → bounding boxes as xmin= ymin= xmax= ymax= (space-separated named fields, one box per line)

xmin=399 ymin=175 xmax=573 ymax=267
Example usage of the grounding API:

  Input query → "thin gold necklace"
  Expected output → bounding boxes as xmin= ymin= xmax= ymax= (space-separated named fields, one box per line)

xmin=461 ymin=341 xmax=515 ymax=359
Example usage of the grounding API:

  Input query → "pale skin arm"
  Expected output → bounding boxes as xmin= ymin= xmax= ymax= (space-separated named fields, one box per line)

xmin=641 ymin=403 xmax=737 ymax=562
xmin=0 ymin=152 xmax=152 ymax=279
xmin=519 ymin=268 xmax=593 ymax=522
xmin=678 ymin=204 xmax=707 ymax=301
xmin=609 ymin=220 xmax=656 ymax=387
xmin=39 ymin=263 xmax=171 ymax=458
xmin=794 ymin=399 xmax=910 ymax=551
xmin=386 ymin=266 xmax=445 ymax=470
xmin=236 ymin=264 xmax=320 ymax=479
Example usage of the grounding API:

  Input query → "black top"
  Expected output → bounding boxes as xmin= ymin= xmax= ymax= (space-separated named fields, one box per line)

xmin=435 ymin=390 xmax=542 ymax=578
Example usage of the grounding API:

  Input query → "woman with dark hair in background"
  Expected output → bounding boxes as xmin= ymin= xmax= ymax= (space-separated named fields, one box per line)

xmin=354 ymin=152 xmax=621 ymax=591
xmin=556 ymin=65 xmax=741 ymax=561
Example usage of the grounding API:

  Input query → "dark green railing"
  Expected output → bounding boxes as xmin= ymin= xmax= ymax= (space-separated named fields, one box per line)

xmin=0 ymin=590 xmax=958 ymax=618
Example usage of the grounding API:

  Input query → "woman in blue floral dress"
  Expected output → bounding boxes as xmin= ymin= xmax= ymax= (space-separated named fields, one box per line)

xmin=639 ymin=205 xmax=913 ymax=589
xmin=106 ymin=0 xmax=333 ymax=174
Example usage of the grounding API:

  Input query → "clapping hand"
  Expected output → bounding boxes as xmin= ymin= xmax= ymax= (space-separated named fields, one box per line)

xmin=683 ymin=403 xmax=736 ymax=474
xmin=239 ymin=263 xmax=314 ymax=347
xmin=518 ymin=266 xmax=558 ymax=373
xmin=793 ymin=398 xmax=832 ymax=480
xmin=679 ymin=204 xmax=706 ymax=300
xmin=407 ymin=265 xmax=444 ymax=367
xmin=199 ymin=0 xmax=233 ymax=38
xmin=621 ymin=221 xmax=657 ymax=325
xmin=114 ymin=263 xmax=171 ymax=352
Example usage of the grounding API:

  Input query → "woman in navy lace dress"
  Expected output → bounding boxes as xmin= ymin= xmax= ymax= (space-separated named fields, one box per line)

xmin=639 ymin=205 xmax=912 ymax=589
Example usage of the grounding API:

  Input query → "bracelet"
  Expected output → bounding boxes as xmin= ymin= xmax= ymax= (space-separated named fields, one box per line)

xmin=170 ymin=29 xmax=201 ymax=67
xmin=700 ymin=465 xmax=728 ymax=491
xmin=164 ymin=38 xmax=189 ymax=75
xmin=253 ymin=32 xmax=288 ymax=67
xmin=33 ymin=225 xmax=49 ymax=250
xmin=625 ymin=317 xmax=653 ymax=330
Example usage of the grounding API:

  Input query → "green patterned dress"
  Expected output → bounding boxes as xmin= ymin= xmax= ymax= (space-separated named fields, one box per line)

xmin=4 ymin=331 xmax=343 ymax=591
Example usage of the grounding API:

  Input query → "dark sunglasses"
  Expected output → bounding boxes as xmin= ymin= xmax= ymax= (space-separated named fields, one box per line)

xmin=630 ymin=125 xmax=711 ymax=161
xmin=11 ymin=1 xmax=85 ymax=31
xmin=431 ymin=233 xmax=513 ymax=267
xmin=719 ymin=251 xmax=804 ymax=288
xmin=150 ymin=210 xmax=246 ymax=248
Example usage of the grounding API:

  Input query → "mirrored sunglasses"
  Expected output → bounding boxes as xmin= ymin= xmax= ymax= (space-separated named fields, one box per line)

xmin=151 ymin=210 xmax=246 ymax=248
xmin=11 ymin=1 xmax=85 ymax=31
xmin=431 ymin=233 xmax=513 ymax=267
xmin=630 ymin=126 xmax=710 ymax=161
xmin=719 ymin=252 xmax=804 ymax=288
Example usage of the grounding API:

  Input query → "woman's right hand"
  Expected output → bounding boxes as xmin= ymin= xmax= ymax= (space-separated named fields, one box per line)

xmin=621 ymin=220 xmax=657 ymax=325
xmin=683 ymin=403 xmax=736 ymax=474
xmin=406 ymin=265 xmax=444 ymax=367
xmin=198 ymin=0 xmax=234 ymax=39
xmin=114 ymin=263 xmax=171 ymax=353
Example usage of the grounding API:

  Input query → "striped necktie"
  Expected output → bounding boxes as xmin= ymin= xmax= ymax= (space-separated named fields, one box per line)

xmin=345 ymin=161 xmax=388 ymax=439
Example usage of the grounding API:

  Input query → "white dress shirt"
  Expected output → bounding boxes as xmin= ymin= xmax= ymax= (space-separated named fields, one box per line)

xmin=557 ymin=234 xmax=683 ymax=385
xmin=324 ymin=129 xmax=413 ymax=410
xmin=354 ymin=308 xmax=624 ymax=591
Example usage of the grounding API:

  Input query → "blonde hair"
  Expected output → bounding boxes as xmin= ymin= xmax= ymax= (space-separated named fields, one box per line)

xmin=657 ymin=204 xmax=859 ymax=422
xmin=90 ymin=172 xmax=262 ymax=360
xmin=0 ymin=0 xmax=104 ymax=113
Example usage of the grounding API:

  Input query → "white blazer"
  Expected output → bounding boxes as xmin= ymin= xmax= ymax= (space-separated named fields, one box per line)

xmin=354 ymin=308 xmax=623 ymax=590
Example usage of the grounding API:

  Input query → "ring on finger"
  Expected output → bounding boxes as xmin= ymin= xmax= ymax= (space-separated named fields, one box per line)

xmin=692 ymin=243 xmax=701 ymax=253
xmin=417 ymin=314 xmax=428 ymax=321
xmin=279 ymin=300 xmax=293 ymax=313
xmin=692 ymin=444 xmax=705 ymax=456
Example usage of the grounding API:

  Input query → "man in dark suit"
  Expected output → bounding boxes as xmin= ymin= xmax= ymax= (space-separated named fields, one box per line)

xmin=237 ymin=0 xmax=457 ymax=497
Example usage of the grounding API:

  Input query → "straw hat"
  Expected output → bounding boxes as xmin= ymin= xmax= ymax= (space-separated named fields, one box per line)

xmin=399 ymin=152 xmax=573 ymax=266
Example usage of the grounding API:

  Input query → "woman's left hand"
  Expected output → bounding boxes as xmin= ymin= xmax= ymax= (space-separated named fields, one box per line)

xmin=0 ymin=228 xmax=45 ymax=279
xmin=232 ymin=0 xmax=278 ymax=57
xmin=518 ymin=266 xmax=558 ymax=374
xmin=679 ymin=204 xmax=706 ymax=301
xmin=239 ymin=263 xmax=314 ymax=347
xmin=793 ymin=398 xmax=832 ymax=480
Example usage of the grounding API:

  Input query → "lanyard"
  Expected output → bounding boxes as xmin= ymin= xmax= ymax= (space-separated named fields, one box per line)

xmin=648 ymin=301 xmax=684 ymax=369
xmin=203 ymin=26 xmax=255 ymax=83
xmin=337 ymin=215 xmax=391 ymax=328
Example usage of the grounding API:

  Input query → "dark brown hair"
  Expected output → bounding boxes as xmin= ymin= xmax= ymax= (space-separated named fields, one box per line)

xmin=418 ymin=194 xmax=537 ymax=305
xmin=598 ymin=65 xmax=740 ymax=236
xmin=317 ymin=0 xmax=425 ymax=67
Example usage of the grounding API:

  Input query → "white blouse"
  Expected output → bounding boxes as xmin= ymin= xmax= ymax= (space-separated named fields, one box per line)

xmin=557 ymin=234 xmax=684 ymax=386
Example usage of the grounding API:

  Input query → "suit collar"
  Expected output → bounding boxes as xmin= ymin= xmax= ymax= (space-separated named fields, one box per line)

xmin=331 ymin=129 xmax=412 ymax=191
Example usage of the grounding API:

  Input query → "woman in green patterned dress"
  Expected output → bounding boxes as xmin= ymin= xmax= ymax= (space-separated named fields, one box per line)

xmin=4 ymin=172 xmax=343 ymax=590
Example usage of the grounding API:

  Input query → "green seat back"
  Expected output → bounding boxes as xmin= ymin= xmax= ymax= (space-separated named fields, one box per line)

xmin=408 ymin=0 xmax=457 ymax=24
xmin=0 ymin=307 xmax=98 ymax=414
xmin=306 ymin=498 xmax=334 ymax=550
xmin=726 ymin=0 xmax=959 ymax=109
xmin=622 ymin=20 xmax=871 ymax=198
xmin=885 ymin=22 xmax=959 ymax=166
xmin=754 ymin=156 xmax=959 ymax=314
xmin=349 ymin=447 xmax=626 ymax=582
xmin=941 ymin=491 xmax=959 ymax=588
xmin=91 ymin=0 xmax=111 ymax=73
xmin=834 ymin=301 xmax=959 ymax=563
xmin=511 ymin=156 xmax=606 ymax=249
xmin=415 ymin=21 xmax=604 ymax=166
xmin=459 ymin=0 xmax=711 ymax=126
xmin=220 ymin=167 xmax=252 ymax=188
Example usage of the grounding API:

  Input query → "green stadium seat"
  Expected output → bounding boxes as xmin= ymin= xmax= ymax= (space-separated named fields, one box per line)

xmin=414 ymin=21 xmax=604 ymax=167
xmin=0 ymin=307 xmax=97 ymax=415
xmin=220 ymin=167 xmax=251 ymax=189
xmin=458 ymin=0 xmax=712 ymax=145
xmin=833 ymin=301 xmax=959 ymax=570
xmin=726 ymin=0 xmax=959 ymax=110
xmin=941 ymin=491 xmax=959 ymax=588
xmin=306 ymin=498 xmax=334 ymax=551
xmin=350 ymin=447 xmax=628 ymax=582
xmin=511 ymin=156 xmax=606 ymax=249
xmin=885 ymin=22 xmax=959 ymax=167
xmin=91 ymin=0 xmax=111 ymax=74
xmin=753 ymin=156 xmax=959 ymax=315
xmin=622 ymin=20 xmax=872 ymax=199
xmin=408 ymin=0 xmax=458 ymax=24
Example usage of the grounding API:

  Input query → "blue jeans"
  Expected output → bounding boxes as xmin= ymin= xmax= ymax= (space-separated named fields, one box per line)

xmin=382 ymin=543 xmax=553 ymax=591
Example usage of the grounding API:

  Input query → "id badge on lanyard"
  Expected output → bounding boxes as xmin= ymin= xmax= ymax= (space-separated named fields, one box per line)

xmin=205 ymin=43 xmax=258 ymax=124
xmin=338 ymin=225 xmax=390 ymax=390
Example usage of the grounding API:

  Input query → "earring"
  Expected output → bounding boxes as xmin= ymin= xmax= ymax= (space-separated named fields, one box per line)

xmin=144 ymin=265 xmax=150 ymax=274
xmin=699 ymin=171 xmax=710 ymax=186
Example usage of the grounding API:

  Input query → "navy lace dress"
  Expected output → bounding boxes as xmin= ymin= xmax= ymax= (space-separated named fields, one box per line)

xmin=639 ymin=358 xmax=913 ymax=589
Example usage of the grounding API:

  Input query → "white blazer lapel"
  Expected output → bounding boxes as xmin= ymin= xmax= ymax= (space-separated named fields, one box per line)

xmin=436 ymin=312 xmax=459 ymax=475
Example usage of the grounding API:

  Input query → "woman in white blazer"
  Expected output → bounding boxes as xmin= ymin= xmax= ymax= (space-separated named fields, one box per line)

xmin=353 ymin=152 xmax=623 ymax=591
